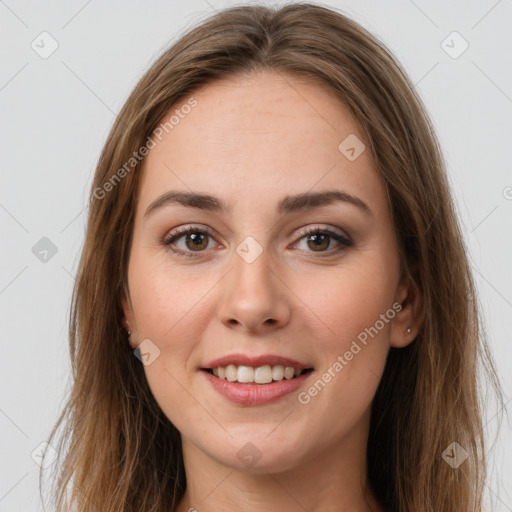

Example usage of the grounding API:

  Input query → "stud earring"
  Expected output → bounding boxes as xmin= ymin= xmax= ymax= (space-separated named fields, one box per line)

xmin=406 ymin=328 xmax=411 ymax=334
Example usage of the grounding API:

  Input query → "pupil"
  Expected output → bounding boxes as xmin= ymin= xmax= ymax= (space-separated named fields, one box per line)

xmin=308 ymin=234 xmax=328 ymax=250
xmin=188 ymin=233 xmax=207 ymax=250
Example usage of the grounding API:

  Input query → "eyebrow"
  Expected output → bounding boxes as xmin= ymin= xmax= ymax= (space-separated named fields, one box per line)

xmin=144 ymin=189 xmax=371 ymax=219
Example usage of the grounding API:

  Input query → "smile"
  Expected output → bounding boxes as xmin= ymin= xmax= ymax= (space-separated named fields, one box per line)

xmin=205 ymin=364 xmax=313 ymax=384
xmin=202 ymin=368 xmax=314 ymax=406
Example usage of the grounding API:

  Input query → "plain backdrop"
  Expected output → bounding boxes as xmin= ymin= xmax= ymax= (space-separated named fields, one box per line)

xmin=0 ymin=0 xmax=511 ymax=510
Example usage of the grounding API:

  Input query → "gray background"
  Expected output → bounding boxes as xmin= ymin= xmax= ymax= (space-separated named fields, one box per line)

xmin=1 ymin=0 xmax=511 ymax=510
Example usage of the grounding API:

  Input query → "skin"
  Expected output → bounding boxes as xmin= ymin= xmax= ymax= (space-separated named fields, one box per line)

xmin=122 ymin=70 xmax=422 ymax=512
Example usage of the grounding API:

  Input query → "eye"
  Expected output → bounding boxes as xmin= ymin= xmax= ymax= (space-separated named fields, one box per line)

xmin=161 ymin=224 xmax=353 ymax=259
xmin=292 ymin=225 xmax=353 ymax=256
xmin=161 ymin=225 xmax=218 ymax=258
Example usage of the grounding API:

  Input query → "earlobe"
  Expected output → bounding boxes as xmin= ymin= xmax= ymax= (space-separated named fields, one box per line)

xmin=390 ymin=274 xmax=424 ymax=348
xmin=121 ymin=294 xmax=137 ymax=348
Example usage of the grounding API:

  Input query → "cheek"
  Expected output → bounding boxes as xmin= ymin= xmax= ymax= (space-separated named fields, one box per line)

xmin=127 ymin=258 xmax=212 ymax=429
xmin=293 ymin=257 xmax=398 ymax=345
xmin=129 ymin=253 xmax=214 ymax=343
xmin=293 ymin=256 xmax=397 ymax=410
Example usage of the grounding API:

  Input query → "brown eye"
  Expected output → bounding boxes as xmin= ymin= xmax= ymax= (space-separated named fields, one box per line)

xmin=162 ymin=226 xmax=217 ymax=258
xmin=294 ymin=226 xmax=353 ymax=256
xmin=305 ymin=232 xmax=331 ymax=251
xmin=183 ymin=232 xmax=209 ymax=251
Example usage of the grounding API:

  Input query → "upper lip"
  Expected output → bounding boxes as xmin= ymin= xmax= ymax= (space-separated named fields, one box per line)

xmin=202 ymin=353 xmax=314 ymax=370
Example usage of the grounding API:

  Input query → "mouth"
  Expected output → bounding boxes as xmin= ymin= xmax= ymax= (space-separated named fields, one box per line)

xmin=201 ymin=355 xmax=316 ymax=405
xmin=201 ymin=365 xmax=315 ymax=385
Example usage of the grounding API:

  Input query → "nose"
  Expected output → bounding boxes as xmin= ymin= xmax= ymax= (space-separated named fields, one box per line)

xmin=217 ymin=243 xmax=291 ymax=334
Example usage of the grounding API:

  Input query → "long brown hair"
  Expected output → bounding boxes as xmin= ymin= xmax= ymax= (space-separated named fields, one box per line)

xmin=42 ymin=3 xmax=503 ymax=511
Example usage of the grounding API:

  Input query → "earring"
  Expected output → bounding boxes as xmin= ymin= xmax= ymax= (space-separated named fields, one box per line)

xmin=406 ymin=328 xmax=411 ymax=334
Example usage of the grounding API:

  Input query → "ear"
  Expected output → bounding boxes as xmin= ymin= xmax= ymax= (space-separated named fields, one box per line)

xmin=121 ymin=290 xmax=138 ymax=349
xmin=390 ymin=270 xmax=424 ymax=348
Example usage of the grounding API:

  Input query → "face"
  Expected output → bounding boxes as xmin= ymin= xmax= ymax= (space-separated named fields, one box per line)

xmin=122 ymin=70 xmax=416 ymax=474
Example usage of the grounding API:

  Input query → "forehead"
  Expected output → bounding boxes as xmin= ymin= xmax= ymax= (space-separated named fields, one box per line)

xmin=137 ymin=70 xmax=386 ymax=217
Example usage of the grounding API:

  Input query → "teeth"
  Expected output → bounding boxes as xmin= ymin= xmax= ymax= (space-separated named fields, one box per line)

xmin=254 ymin=365 xmax=273 ymax=384
xmin=209 ymin=364 xmax=308 ymax=384
xmin=272 ymin=365 xmax=284 ymax=381
xmin=237 ymin=365 xmax=254 ymax=383
xmin=225 ymin=364 xmax=237 ymax=382
xmin=284 ymin=367 xmax=295 ymax=379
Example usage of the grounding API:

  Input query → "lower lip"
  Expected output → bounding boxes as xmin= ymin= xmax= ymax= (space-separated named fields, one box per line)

xmin=202 ymin=370 xmax=313 ymax=406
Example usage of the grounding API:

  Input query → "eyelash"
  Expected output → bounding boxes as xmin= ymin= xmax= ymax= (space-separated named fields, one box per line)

xmin=160 ymin=224 xmax=353 ymax=259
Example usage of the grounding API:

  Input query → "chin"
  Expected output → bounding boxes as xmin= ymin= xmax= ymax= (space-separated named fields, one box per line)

xmin=204 ymin=434 xmax=308 ymax=474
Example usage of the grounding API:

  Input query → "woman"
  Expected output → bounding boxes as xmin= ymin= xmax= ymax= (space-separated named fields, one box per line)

xmin=43 ymin=3 xmax=503 ymax=511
